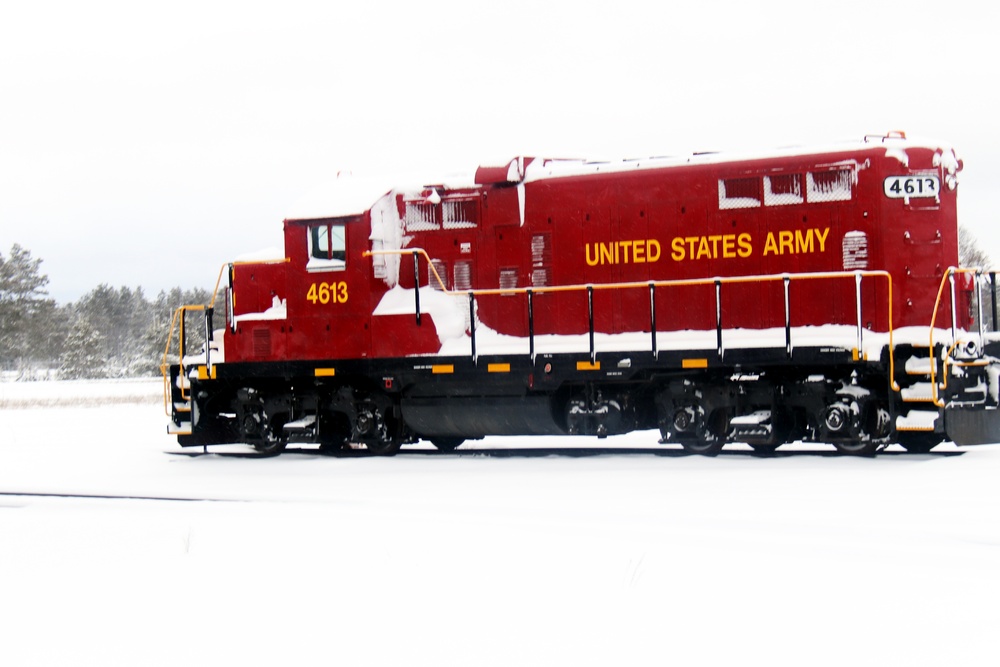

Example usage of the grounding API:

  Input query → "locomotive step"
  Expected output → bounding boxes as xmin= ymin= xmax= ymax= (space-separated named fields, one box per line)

xmin=730 ymin=410 xmax=773 ymax=440
xmin=168 ymin=420 xmax=192 ymax=436
xmin=901 ymin=382 xmax=937 ymax=403
xmin=282 ymin=415 xmax=317 ymax=434
xmin=904 ymin=356 xmax=938 ymax=376
xmin=895 ymin=410 xmax=939 ymax=432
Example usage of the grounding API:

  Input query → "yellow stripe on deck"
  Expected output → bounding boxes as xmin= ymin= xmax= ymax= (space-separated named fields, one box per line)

xmin=432 ymin=364 xmax=455 ymax=374
xmin=314 ymin=368 xmax=336 ymax=377
xmin=682 ymin=358 xmax=708 ymax=369
xmin=487 ymin=363 xmax=511 ymax=373
xmin=577 ymin=361 xmax=601 ymax=371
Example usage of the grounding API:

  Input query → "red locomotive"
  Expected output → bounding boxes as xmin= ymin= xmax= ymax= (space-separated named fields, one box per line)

xmin=164 ymin=132 xmax=1000 ymax=456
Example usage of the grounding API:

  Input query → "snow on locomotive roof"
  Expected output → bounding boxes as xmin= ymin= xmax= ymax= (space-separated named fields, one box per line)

xmin=285 ymin=169 xmax=478 ymax=221
xmin=284 ymin=135 xmax=958 ymax=220
xmin=522 ymin=135 xmax=959 ymax=182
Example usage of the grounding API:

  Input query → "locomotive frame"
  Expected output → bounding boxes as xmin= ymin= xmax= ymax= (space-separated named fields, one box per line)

xmin=162 ymin=133 xmax=1000 ymax=456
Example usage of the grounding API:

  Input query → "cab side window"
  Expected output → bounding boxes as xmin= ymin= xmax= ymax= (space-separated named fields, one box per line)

xmin=308 ymin=224 xmax=346 ymax=271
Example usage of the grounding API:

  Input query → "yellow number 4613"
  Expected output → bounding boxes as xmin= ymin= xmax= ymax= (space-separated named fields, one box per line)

xmin=306 ymin=281 xmax=348 ymax=305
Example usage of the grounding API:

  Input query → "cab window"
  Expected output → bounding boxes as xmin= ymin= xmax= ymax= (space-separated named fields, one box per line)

xmin=308 ymin=224 xmax=346 ymax=271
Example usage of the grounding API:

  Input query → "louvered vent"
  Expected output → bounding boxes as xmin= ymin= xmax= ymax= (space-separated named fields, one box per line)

xmin=252 ymin=327 xmax=272 ymax=357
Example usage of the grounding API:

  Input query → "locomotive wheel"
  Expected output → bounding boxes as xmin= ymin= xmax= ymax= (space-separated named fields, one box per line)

xmin=250 ymin=413 xmax=288 ymax=455
xmin=365 ymin=436 xmax=403 ymax=456
xmin=252 ymin=434 xmax=288 ymax=456
xmin=679 ymin=408 xmax=728 ymax=456
xmin=430 ymin=437 xmax=465 ymax=452
xmin=680 ymin=439 xmax=725 ymax=456
xmin=831 ymin=439 xmax=878 ymax=457
xmin=355 ymin=398 xmax=403 ymax=456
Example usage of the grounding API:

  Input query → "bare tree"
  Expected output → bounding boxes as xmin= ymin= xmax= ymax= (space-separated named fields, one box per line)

xmin=959 ymin=225 xmax=997 ymax=331
xmin=960 ymin=224 xmax=993 ymax=269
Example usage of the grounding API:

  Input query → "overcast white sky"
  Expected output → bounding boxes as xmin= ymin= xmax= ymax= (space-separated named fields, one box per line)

xmin=1 ymin=0 xmax=997 ymax=303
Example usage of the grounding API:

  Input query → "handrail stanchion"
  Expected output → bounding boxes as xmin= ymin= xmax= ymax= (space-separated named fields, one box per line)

xmin=468 ymin=292 xmax=477 ymax=364
xmin=992 ymin=271 xmax=998 ymax=333
xmin=527 ymin=289 xmax=535 ymax=363
xmin=855 ymin=272 xmax=863 ymax=357
xmin=587 ymin=285 xmax=595 ymax=363
xmin=783 ymin=275 xmax=792 ymax=358
xmin=412 ymin=250 xmax=421 ymax=326
xmin=649 ymin=282 xmax=657 ymax=360
xmin=715 ymin=279 xmax=723 ymax=360
xmin=976 ymin=270 xmax=985 ymax=356
xmin=205 ymin=307 xmax=214 ymax=373
xmin=949 ymin=270 xmax=957 ymax=343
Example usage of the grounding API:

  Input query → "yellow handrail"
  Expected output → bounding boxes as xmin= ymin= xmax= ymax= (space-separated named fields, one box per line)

xmin=160 ymin=304 xmax=205 ymax=415
xmin=161 ymin=257 xmax=292 ymax=416
xmin=928 ymin=267 xmax=984 ymax=407
xmin=365 ymin=248 xmax=895 ymax=380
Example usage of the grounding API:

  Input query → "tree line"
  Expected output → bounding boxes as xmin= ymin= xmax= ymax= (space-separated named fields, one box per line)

xmin=0 ymin=244 xmax=211 ymax=380
xmin=1 ymin=230 xmax=996 ymax=380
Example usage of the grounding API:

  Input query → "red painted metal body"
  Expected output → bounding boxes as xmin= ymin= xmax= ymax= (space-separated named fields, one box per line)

xmin=224 ymin=137 xmax=963 ymax=364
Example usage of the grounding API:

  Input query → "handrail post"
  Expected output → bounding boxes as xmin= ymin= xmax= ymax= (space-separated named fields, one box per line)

xmin=976 ymin=270 xmax=985 ymax=355
xmin=855 ymin=272 xmax=863 ymax=356
xmin=205 ymin=307 xmax=214 ymax=372
xmin=992 ymin=271 xmax=998 ymax=333
xmin=412 ymin=250 xmax=421 ymax=326
xmin=179 ymin=307 xmax=187 ymax=371
xmin=783 ymin=275 xmax=792 ymax=358
xmin=527 ymin=289 xmax=535 ymax=362
xmin=227 ymin=263 xmax=236 ymax=334
xmin=468 ymin=291 xmax=477 ymax=364
xmin=649 ymin=282 xmax=657 ymax=360
xmin=587 ymin=285 xmax=595 ymax=363
xmin=949 ymin=270 xmax=957 ymax=343
xmin=714 ymin=279 xmax=723 ymax=359
xmin=178 ymin=307 xmax=189 ymax=400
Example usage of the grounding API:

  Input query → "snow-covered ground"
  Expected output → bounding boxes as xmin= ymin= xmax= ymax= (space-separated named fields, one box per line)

xmin=1 ymin=379 xmax=998 ymax=666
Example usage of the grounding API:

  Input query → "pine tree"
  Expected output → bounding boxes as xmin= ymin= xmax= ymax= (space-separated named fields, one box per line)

xmin=59 ymin=318 xmax=107 ymax=380
xmin=0 ymin=244 xmax=56 ymax=371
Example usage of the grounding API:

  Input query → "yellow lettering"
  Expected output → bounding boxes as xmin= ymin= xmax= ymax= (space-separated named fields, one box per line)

xmin=779 ymin=231 xmax=794 ymax=255
xmin=795 ymin=229 xmax=813 ymax=254
xmin=816 ymin=226 xmax=830 ymax=252
xmin=307 ymin=282 xmax=348 ymax=305
xmin=671 ymin=237 xmax=685 ymax=261
xmin=708 ymin=235 xmax=722 ymax=257
xmin=686 ymin=237 xmax=699 ymax=258
xmin=619 ymin=240 xmax=633 ymax=263
xmin=738 ymin=233 xmax=752 ymax=258
xmin=600 ymin=243 xmax=614 ymax=265
xmin=722 ymin=234 xmax=736 ymax=259
xmin=647 ymin=239 xmax=661 ymax=263
xmin=587 ymin=239 xmax=665 ymax=264
xmin=696 ymin=237 xmax=711 ymax=260
xmin=763 ymin=232 xmax=778 ymax=256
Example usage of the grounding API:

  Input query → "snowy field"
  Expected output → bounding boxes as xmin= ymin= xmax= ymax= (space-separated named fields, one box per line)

xmin=1 ymin=379 xmax=998 ymax=667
